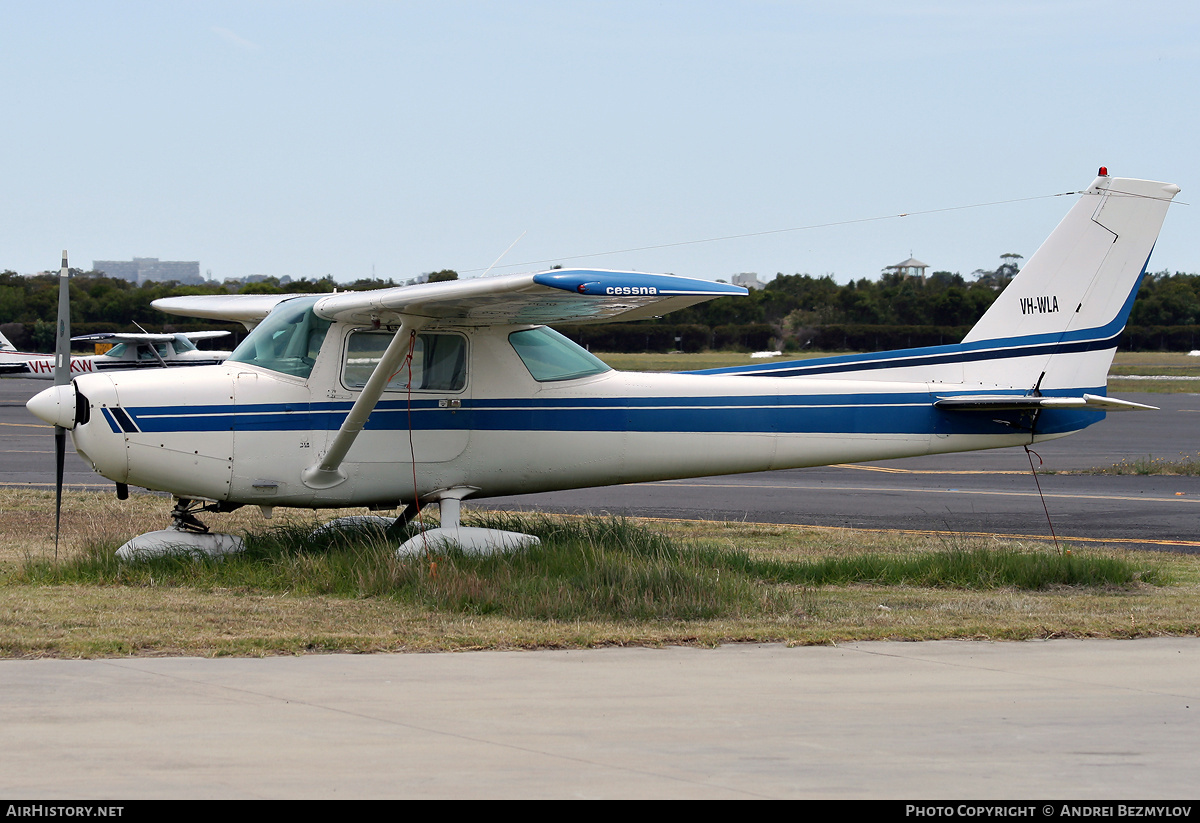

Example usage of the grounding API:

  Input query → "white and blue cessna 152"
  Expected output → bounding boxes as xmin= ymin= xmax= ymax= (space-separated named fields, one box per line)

xmin=26 ymin=171 xmax=1180 ymax=557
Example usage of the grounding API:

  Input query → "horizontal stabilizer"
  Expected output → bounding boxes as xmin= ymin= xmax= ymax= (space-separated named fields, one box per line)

xmin=935 ymin=393 xmax=1157 ymax=412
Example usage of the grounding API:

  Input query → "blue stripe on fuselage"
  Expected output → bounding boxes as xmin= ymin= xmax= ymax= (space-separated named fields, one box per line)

xmin=113 ymin=389 xmax=1103 ymax=438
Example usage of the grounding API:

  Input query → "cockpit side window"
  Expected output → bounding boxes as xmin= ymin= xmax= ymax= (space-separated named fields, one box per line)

xmin=343 ymin=331 xmax=466 ymax=392
xmin=228 ymin=296 xmax=332 ymax=378
xmin=508 ymin=327 xmax=611 ymax=382
xmin=130 ymin=343 xmax=170 ymax=361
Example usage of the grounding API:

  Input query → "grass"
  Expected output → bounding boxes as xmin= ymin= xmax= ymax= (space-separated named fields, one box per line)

xmin=18 ymin=515 xmax=775 ymax=621
xmin=2 ymin=489 xmax=1196 ymax=658
xmin=18 ymin=513 xmax=1161 ymax=618
xmin=1107 ymin=351 xmax=1200 ymax=372
xmin=1086 ymin=452 xmax=1200 ymax=476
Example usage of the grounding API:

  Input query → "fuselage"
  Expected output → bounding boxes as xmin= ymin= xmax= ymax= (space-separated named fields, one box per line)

xmin=28 ymin=174 xmax=1180 ymax=515
xmin=57 ymin=320 xmax=1095 ymax=509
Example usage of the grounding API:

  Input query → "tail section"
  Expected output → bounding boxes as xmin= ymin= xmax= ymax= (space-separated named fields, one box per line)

xmin=960 ymin=172 xmax=1180 ymax=391
xmin=692 ymin=171 xmax=1179 ymax=393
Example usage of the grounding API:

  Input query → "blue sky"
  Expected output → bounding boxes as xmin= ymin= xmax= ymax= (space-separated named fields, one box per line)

xmin=2 ymin=1 xmax=1197 ymax=285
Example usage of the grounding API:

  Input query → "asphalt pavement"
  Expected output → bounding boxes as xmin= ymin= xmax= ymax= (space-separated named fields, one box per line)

xmin=3 ymin=639 xmax=1199 ymax=799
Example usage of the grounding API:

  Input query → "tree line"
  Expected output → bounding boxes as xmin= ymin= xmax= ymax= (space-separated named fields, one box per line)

xmin=561 ymin=268 xmax=1200 ymax=352
xmin=2 ymin=266 xmax=1199 ymax=353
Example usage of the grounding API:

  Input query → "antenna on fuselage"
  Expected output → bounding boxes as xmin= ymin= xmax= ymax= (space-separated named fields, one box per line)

xmin=479 ymin=231 xmax=527 ymax=279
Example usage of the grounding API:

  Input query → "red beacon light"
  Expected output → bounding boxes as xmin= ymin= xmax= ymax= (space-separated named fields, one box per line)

xmin=1098 ymin=166 xmax=1109 ymax=176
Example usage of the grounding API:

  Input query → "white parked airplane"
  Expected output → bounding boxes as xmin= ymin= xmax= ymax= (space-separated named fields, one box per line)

xmin=27 ymin=171 xmax=1180 ymax=557
xmin=0 ymin=330 xmax=231 ymax=378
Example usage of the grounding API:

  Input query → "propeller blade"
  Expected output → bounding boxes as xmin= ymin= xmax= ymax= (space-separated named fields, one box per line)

xmin=55 ymin=427 xmax=65 ymax=558
xmin=54 ymin=251 xmax=70 ymax=558
xmin=55 ymin=251 xmax=71 ymax=388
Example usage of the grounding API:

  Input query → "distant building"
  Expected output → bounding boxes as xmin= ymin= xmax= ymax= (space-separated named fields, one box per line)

xmin=241 ymin=274 xmax=293 ymax=285
xmin=93 ymin=257 xmax=204 ymax=286
xmin=883 ymin=257 xmax=929 ymax=280
xmin=731 ymin=272 xmax=768 ymax=290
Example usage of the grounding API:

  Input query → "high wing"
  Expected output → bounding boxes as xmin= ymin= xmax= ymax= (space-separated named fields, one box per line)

xmin=72 ymin=331 xmax=232 ymax=343
xmin=312 ymin=270 xmax=745 ymax=326
xmin=150 ymin=294 xmax=305 ymax=330
xmin=152 ymin=269 xmax=747 ymax=329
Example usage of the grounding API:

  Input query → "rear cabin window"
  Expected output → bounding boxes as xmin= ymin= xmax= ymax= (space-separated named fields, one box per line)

xmin=343 ymin=331 xmax=466 ymax=392
xmin=508 ymin=327 xmax=610 ymax=382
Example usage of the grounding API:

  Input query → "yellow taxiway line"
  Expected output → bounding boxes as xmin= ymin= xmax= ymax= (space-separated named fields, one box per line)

xmin=830 ymin=463 xmax=1030 ymax=475
xmin=640 ymin=480 xmax=1197 ymax=506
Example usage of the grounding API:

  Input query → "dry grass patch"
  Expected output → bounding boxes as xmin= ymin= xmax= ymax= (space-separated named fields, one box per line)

xmin=1109 ymin=351 xmax=1200 ymax=373
xmin=1084 ymin=453 xmax=1200 ymax=476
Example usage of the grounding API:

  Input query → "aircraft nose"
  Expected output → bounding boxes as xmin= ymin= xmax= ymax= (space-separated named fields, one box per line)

xmin=64 ymin=374 xmax=127 ymax=484
xmin=27 ymin=384 xmax=78 ymax=429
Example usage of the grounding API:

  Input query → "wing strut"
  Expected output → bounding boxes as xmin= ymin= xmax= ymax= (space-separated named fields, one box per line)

xmin=301 ymin=317 xmax=427 ymax=489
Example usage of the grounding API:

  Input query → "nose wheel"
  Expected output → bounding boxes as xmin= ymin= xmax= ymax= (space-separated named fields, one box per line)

xmin=169 ymin=498 xmax=243 ymax=534
xmin=115 ymin=498 xmax=247 ymax=561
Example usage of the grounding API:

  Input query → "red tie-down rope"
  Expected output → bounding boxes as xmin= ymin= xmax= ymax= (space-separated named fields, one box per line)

xmin=388 ymin=330 xmax=434 ymax=569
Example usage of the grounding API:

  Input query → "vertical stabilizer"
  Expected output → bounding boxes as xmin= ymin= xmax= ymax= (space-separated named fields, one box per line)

xmin=961 ymin=173 xmax=1179 ymax=390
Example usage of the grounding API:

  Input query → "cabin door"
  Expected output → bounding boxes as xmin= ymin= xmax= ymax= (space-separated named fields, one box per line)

xmin=337 ymin=329 xmax=471 ymax=466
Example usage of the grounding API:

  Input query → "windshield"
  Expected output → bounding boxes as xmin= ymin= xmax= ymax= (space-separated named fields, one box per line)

xmin=509 ymin=327 xmax=610 ymax=382
xmin=228 ymin=296 xmax=332 ymax=378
